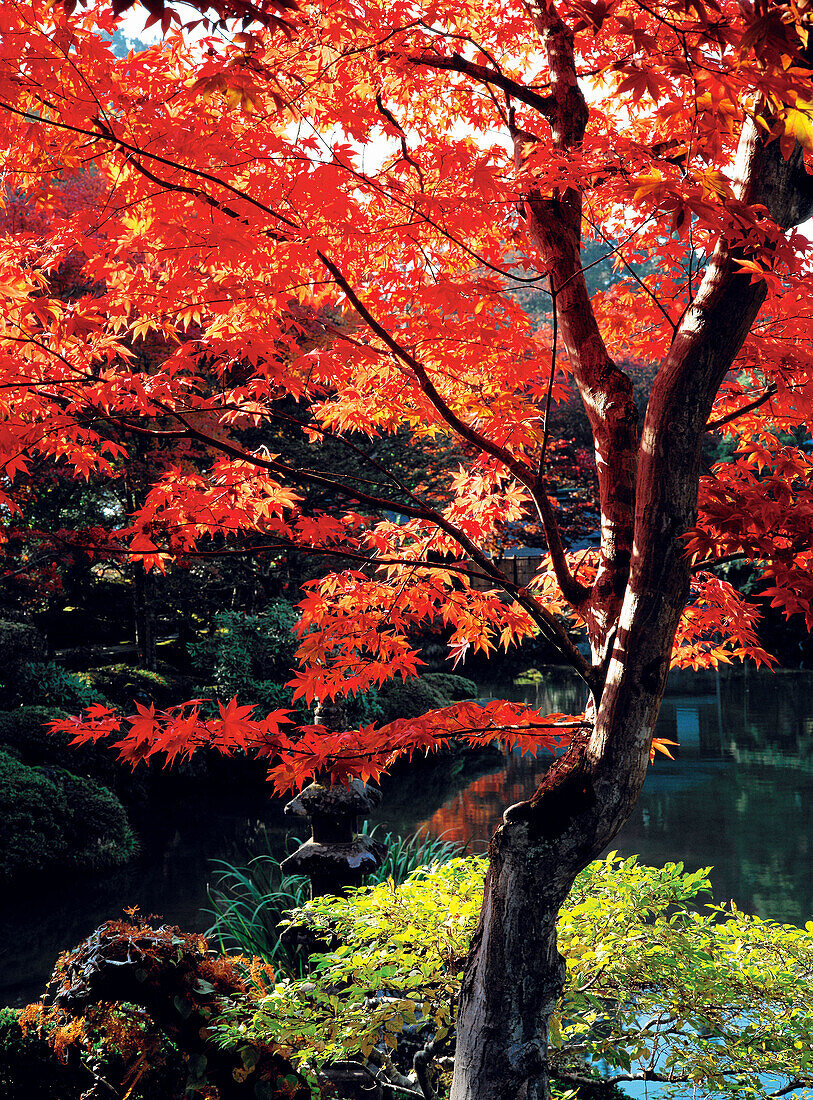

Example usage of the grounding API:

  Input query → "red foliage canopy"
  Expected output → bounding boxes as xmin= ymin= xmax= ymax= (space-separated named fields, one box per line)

xmin=0 ymin=0 xmax=811 ymax=789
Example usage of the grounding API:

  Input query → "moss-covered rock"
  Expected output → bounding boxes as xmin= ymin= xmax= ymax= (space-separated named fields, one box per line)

xmin=84 ymin=655 xmax=195 ymax=708
xmin=0 ymin=751 xmax=137 ymax=885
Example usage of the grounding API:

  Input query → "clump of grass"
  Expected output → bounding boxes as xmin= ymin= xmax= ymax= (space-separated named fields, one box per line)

xmin=366 ymin=824 xmax=465 ymax=885
xmin=205 ymin=847 xmax=309 ymax=965
xmin=205 ymin=825 xmax=464 ymax=970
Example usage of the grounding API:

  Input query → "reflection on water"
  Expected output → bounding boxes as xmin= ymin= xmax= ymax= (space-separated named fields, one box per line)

xmin=0 ymin=746 xmax=504 ymax=1007
xmin=406 ymin=667 xmax=813 ymax=1100
xmin=412 ymin=667 xmax=813 ymax=925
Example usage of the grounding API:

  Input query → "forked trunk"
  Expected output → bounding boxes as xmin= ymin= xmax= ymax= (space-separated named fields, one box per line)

xmin=451 ymin=304 xmax=720 ymax=1100
xmin=450 ymin=44 xmax=813 ymax=1093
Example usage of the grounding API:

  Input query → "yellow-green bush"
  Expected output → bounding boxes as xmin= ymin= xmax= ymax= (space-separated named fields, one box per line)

xmin=220 ymin=855 xmax=813 ymax=1100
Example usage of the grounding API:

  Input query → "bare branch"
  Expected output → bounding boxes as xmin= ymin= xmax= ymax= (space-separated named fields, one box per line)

xmin=706 ymin=383 xmax=778 ymax=431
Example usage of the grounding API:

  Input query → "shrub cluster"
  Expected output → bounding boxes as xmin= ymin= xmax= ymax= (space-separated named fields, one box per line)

xmin=0 ymin=1005 xmax=187 ymax=1100
xmin=0 ymin=750 xmax=137 ymax=885
xmin=418 ymin=672 xmax=478 ymax=701
xmin=217 ymin=855 xmax=813 ymax=1100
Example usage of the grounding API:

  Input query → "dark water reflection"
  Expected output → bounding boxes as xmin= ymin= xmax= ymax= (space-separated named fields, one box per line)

xmin=2 ymin=667 xmax=812 ymax=1009
xmin=412 ymin=667 xmax=813 ymax=925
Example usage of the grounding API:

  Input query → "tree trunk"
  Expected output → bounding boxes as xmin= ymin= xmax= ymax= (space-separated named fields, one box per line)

xmin=451 ymin=637 xmax=677 ymax=1100
xmin=452 ymin=444 xmax=695 ymax=1098
xmin=133 ymin=561 xmax=157 ymax=669
xmin=450 ymin=269 xmax=759 ymax=1096
xmin=451 ymin=822 xmax=569 ymax=1100
xmin=451 ymin=40 xmax=813 ymax=1087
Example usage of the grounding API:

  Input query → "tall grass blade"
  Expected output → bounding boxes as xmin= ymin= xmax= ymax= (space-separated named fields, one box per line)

xmin=205 ymin=825 xmax=464 ymax=970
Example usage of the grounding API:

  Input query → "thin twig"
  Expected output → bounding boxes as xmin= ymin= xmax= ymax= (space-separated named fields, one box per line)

xmin=706 ymin=383 xmax=778 ymax=431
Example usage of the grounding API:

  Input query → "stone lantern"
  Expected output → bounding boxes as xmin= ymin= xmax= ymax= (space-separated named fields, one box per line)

xmin=281 ymin=778 xmax=386 ymax=898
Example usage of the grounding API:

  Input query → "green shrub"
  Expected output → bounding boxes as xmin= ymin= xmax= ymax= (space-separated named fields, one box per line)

xmin=419 ymin=672 xmax=478 ymax=700
xmin=187 ymin=604 xmax=315 ymax=722
xmin=0 ymin=751 xmax=137 ymax=884
xmin=339 ymin=683 xmax=384 ymax=727
xmin=0 ymin=704 xmax=122 ymax=782
xmin=58 ymin=770 xmax=139 ymax=873
xmin=0 ymin=705 xmax=66 ymax=759
xmin=0 ymin=620 xmax=45 ymax=669
xmin=189 ymin=604 xmax=300 ymax=693
xmin=243 ymin=678 xmax=307 ymax=720
xmin=377 ymin=676 xmax=450 ymax=722
xmin=9 ymin=660 xmax=107 ymax=710
xmin=223 ymin=855 xmax=813 ymax=1100
xmin=0 ymin=751 xmax=71 ymax=883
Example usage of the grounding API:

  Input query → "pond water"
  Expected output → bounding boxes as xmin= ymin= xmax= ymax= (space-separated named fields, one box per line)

xmin=414 ymin=665 xmax=813 ymax=926
xmin=2 ymin=666 xmax=812 ymax=1087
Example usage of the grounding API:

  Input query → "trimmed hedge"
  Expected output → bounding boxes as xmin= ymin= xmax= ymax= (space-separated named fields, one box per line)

xmin=0 ymin=751 xmax=137 ymax=885
xmin=0 ymin=621 xmax=45 ymax=669
xmin=0 ymin=706 xmax=66 ymax=760
xmin=419 ymin=672 xmax=478 ymax=700
xmin=377 ymin=677 xmax=450 ymax=722
xmin=0 ymin=705 xmax=119 ymax=781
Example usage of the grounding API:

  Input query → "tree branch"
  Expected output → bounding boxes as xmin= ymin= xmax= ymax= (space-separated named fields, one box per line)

xmin=10 ymin=95 xmax=587 ymax=619
xmin=166 ymin=409 xmax=594 ymax=681
xmin=706 ymin=383 xmax=778 ymax=432
xmin=405 ymin=50 xmax=554 ymax=116
xmin=532 ymin=288 xmax=590 ymax=607
xmin=515 ymin=2 xmax=638 ymax=653
xmin=552 ymin=1066 xmax=692 ymax=1089
xmin=769 ymin=1079 xmax=812 ymax=1098
xmin=317 ymin=251 xmax=592 ymax=614
xmin=0 ymin=88 xmax=594 ymax=678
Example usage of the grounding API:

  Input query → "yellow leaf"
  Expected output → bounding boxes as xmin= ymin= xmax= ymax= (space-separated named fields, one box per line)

xmin=632 ymin=170 xmax=665 ymax=203
xmin=732 ymin=257 xmax=765 ymax=280
xmin=697 ymin=169 xmax=731 ymax=199
xmin=782 ymin=103 xmax=813 ymax=154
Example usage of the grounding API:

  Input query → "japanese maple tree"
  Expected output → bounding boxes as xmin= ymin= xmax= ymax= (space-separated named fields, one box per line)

xmin=1 ymin=0 xmax=813 ymax=1094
